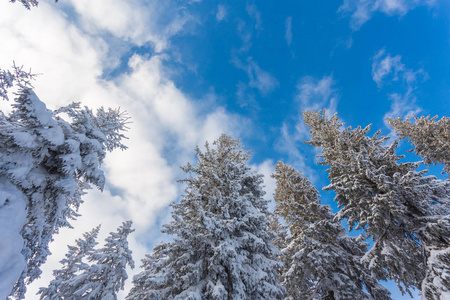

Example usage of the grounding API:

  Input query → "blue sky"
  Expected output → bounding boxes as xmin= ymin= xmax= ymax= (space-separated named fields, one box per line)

xmin=0 ymin=0 xmax=449 ymax=298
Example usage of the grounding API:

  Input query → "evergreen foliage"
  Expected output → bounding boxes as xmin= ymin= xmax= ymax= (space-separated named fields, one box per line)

xmin=8 ymin=0 xmax=58 ymax=10
xmin=388 ymin=115 xmax=450 ymax=175
xmin=420 ymin=215 xmax=450 ymax=299
xmin=266 ymin=214 xmax=287 ymax=259
xmin=127 ymin=135 xmax=285 ymax=300
xmin=0 ymin=66 xmax=129 ymax=299
xmin=38 ymin=226 xmax=101 ymax=299
xmin=38 ymin=221 xmax=135 ymax=300
xmin=302 ymin=110 xmax=450 ymax=298
xmin=272 ymin=161 xmax=391 ymax=300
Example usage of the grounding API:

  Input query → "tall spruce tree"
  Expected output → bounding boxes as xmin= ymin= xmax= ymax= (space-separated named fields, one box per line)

xmin=39 ymin=221 xmax=134 ymax=300
xmin=272 ymin=161 xmax=391 ymax=300
xmin=127 ymin=135 xmax=285 ymax=300
xmin=302 ymin=110 xmax=450 ymax=298
xmin=388 ymin=115 xmax=450 ymax=299
xmin=0 ymin=66 xmax=129 ymax=299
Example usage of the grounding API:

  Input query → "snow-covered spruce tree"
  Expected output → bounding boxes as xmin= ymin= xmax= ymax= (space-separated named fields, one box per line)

xmin=38 ymin=225 xmax=101 ymax=299
xmin=388 ymin=115 xmax=450 ymax=299
xmin=272 ymin=161 xmax=391 ymax=300
xmin=39 ymin=221 xmax=135 ymax=300
xmin=127 ymin=135 xmax=285 ymax=300
xmin=84 ymin=220 xmax=135 ymax=299
xmin=388 ymin=115 xmax=450 ymax=175
xmin=0 ymin=66 xmax=129 ymax=299
xmin=9 ymin=0 xmax=58 ymax=10
xmin=302 ymin=110 xmax=450 ymax=297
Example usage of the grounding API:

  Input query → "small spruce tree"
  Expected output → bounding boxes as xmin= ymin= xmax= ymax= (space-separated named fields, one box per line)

xmin=38 ymin=225 xmax=101 ymax=299
xmin=39 ymin=221 xmax=134 ymax=300
xmin=127 ymin=135 xmax=285 ymax=300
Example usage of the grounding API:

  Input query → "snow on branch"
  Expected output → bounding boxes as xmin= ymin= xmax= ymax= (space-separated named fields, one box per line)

xmin=0 ymin=63 xmax=37 ymax=101
xmin=9 ymin=0 xmax=59 ymax=10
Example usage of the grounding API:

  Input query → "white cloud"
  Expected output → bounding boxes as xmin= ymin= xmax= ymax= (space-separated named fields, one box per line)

xmin=65 ymin=0 xmax=190 ymax=52
xmin=384 ymin=90 xmax=422 ymax=123
xmin=276 ymin=75 xmax=339 ymax=182
xmin=285 ymin=17 xmax=292 ymax=46
xmin=371 ymin=49 xmax=405 ymax=87
xmin=371 ymin=49 xmax=428 ymax=129
xmin=372 ymin=49 xmax=428 ymax=88
xmin=233 ymin=57 xmax=279 ymax=97
xmin=276 ymin=122 xmax=318 ymax=183
xmin=246 ymin=2 xmax=262 ymax=31
xmin=234 ymin=2 xmax=262 ymax=53
xmin=0 ymin=1 xmax=105 ymax=107
xmin=216 ymin=4 xmax=227 ymax=22
xmin=236 ymin=19 xmax=253 ymax=53
xmin=296 ymin=75 xmax=339 ymax=114
xmin=248 ymin=61 xmax=279 ymax=96
xmin=235 ymin=81 xmax=257 ymax=108
xmin=338 ymin=0 xmax=434 ymax=30
xmin=0 ymin=1 xmax=247 ymax=298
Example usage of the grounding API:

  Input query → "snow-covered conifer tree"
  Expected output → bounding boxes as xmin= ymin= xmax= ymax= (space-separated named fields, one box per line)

xmin=38 ymin=225 xmax=101 ymax=299
xmin=8 ymin=0 xmax=58 ymax=10
xmin=388 ymin=115 xmax=450 ymax=299
xmin=39 ymin=221 xmax=134 ymax=300
xmin=127 ymin=135 xmax=285 ymax=300
xmin=0 ymin=66 xmax=129 ymax=299
xmin=272 ymin=161 xmax=391 ymax=300
xmin=388 ymin=115 xmax=450 ymax=175
xmin=302 ymin=110 xmax=450 ymax=298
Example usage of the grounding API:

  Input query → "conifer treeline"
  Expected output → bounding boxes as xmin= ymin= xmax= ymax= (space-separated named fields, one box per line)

xmin=39 ymin=112 xmax=450 ymax=299
xmin=2 ymin=68 xmax=448 ymax=299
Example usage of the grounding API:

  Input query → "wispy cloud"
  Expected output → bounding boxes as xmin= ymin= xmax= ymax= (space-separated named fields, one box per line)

xmin=246 ymin=2 xmax=262 ymax=31
xmin=276 ymin=122 xmax=318 ymax=183
xmin=276 ymin=75 xmax=339 ymax=181
xmin=285 ymin=16 xmax=292 ymax=46
xmin=372 ymin=50 xmax=405 ymax=87
xmin=296 ymin=75 xmax=339 ymax=115
xmin=338 ymin=0 xmax=435 ymax=30
xmin=292 ymin=75 xmax=339 ymax=143
xmin=233 ymin=57 xmax=279 ymax=97
xmin=247 ymin=60 xmax=279 ymax=96
xmin=371 ymin=48 xmax=428 ymax=128
xmin=234 ymin=2 xmax=263 ymax=54
xmin=216 ymin=4 xmax=227 ymax=22
xmin=384 ymin=90 xmax=422 ymax=123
